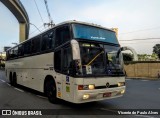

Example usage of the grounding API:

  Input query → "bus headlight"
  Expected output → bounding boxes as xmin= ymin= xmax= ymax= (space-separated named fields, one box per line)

xmin=83 ymin=94 xmax=90 ymax=99
xmin=118 ymin=82 xmax=125 ymax=87
xmin=88 ymin=85 xmax=95 ymax=90
xmin=78 ymin=85 xmax=95 ymax=90
xmin=121 ymin=89 xmax=125 ymax=94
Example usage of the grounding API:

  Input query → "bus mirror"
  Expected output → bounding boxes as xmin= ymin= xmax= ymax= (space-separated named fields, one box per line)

xmin=69 ymin=60 xmax=81 ymax=76
xmin=69 ymin=60 xmax=77 ymax=76
xmin=71 ymin=40 xmax=80 ymax=60
xmin=116 ymin=47 xmax=123 ymax=58
xmin=106 ymin=53 xmax=109 ymax=64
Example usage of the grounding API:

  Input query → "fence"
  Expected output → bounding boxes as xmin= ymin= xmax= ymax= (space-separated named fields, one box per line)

xmin=124 ymin=61 xmax=160 ymax=79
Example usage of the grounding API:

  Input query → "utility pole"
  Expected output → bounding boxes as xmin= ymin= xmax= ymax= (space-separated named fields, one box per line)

xmin=44 ymin=0 xmax=55 ymax=28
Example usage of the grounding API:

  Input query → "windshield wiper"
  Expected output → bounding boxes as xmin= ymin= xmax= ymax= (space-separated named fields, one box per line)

xmin=87 ymin=50 xmax=104 ymax=66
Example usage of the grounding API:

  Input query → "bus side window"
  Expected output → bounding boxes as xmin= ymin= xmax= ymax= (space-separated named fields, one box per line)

xmin=41 ymin=33 xmax=48 ymax=51
xmin=7 ymin=50 xmax=12 ymax=60
xmin=18 ymin=44 xmax=24 ymax=57
xmin=48 ymin=31 xmax=55 ymax=49
xmin=6 ymin=51 xmax=9 ymax=60
xmin=55 ymin=26 xmax=71 ymax=47
xmin=41 ymin=30 xmax=54 ymax=52
xmin=31 ymin=36 xmax=41 ymax=54
xmin=54 ymin=50 xmax=62 ymax=72
xmin=24 ymin=41 xmax=31 ymax=56
xmin=11 ymin=47 xmax=18 ymax=58
xmin=62 ymin=47 xmax=72 ymax=74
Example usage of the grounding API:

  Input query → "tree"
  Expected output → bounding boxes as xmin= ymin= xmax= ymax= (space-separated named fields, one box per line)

xmin=153 ymin=44 xmax=160 ymax=59
xmin=122 ymin=53 xmax=133 ymax=62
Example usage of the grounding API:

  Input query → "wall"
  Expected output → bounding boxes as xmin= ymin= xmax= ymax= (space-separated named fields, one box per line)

xmin=124 ymin=61 xmax=160 ymax=79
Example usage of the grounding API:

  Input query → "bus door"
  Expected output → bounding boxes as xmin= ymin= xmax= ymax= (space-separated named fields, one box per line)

xmin=62 ymin=46 xmax=74 ymax=101
xmin=54 ymin=46 xmax=74 ymax=101
xmin=54 ymin=49 xmax=63 ymax=99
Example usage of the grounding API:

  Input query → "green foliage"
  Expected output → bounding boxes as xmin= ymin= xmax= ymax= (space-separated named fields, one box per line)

xmin=138 ymin=54 xmax=158 ymax=61
xmin=122 ymin=53 xmax=133 ymax=62
xmin=153 ymin=44 xmax=160 ymax=59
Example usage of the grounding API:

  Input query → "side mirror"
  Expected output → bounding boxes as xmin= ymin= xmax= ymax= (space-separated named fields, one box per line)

xmin=69 ymin=60 xmax=81 ymax=76
xmin=116 ymin=47 xmax=123 ymax=58
xmin=71 ymin=40 xmax=81 ymax=60
xmin=68 ymin=60 xmax=77 ymax=76
xmin=106 ymin=53 xmax=109 ymax=64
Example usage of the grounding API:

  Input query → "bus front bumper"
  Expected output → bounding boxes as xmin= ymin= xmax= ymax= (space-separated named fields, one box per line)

xmin=74 ymin=86 xmax=126 ymax=103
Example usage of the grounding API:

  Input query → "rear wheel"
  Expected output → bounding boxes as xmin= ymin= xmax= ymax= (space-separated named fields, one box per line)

xmin=12 ymin=73 xmax=17 ymax=86
xmin=9 ymin=72 xmax=13 ymax=86
xmin=45 ymin=79 xmax=59 ymax=104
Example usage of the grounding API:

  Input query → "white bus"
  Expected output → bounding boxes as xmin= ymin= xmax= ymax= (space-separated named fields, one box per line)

xmin=5 ymin=21 xmax=125 ymax=104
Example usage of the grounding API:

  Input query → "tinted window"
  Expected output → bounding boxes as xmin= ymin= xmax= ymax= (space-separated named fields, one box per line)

xmin=62 ymin=47 xmax=72 ymax=74
xmin=31 ymin=36 xmax=41 ymax=54
xmin=24 ymin=40 xmax=31 ymax=55
xmin=6 ymin=51 xmax=10 ymax=60
xmin=72 ymin=24 xmax=119 ymax=44
xmin=7 ymin=50 xmax=12 ymax=59
xmin=55 ymin=26 xmax=71 ymax=47
xmin=18 ymin=44 xmax=24 ymax=56
xmin=41 ymin=31 xmax=54 ymax=51
xmin=54 ymin=50 xmax=61 ymax=71
xmin=10 ymin=47 xmax=18 ymax=58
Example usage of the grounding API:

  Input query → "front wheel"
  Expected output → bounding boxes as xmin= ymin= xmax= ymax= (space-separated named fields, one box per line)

xmin=45 ymin=80 xmax=59 ymax=104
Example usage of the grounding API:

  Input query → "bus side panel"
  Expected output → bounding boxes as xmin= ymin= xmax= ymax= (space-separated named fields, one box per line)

xmin=5 ymin=52 xmax=55 ymax=93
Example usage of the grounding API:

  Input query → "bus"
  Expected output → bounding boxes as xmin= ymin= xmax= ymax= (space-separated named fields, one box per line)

xmin=5 ymin=20 xmax=125 ymax=103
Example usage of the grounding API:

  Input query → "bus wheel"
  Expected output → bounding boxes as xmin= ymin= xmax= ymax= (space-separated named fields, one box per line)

xmin=12 ymin=73 xmax=17 ymax=86
xmin=9 ymin=72 xmax=13 ymax=86
xmin=45 ymin=80 xmax=59 ymax=104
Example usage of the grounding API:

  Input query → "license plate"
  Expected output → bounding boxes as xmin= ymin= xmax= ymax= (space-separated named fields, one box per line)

xmin=103 ymin=92 xmax=111 ymax=97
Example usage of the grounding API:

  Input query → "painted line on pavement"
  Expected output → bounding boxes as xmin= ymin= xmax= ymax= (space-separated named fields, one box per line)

xmin=14 ymin=88 xmax=24 ymax=92
xmin=7 ymin=83 xmax=11 ymax=86
xmin=0 ymin=79 xmax=6 ymax=83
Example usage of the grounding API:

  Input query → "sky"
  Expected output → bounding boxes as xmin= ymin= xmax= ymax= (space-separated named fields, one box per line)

xmin=0 ymin=0 xmax=160 ymax=54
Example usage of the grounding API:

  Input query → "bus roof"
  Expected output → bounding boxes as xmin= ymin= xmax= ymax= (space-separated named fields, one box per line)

xmin=56 ymin=20 xmax=115 ymax=32
xmin=7 ymin=20 xmax=116 ymax=51
xmin=29 ymin=20 xmax=115 ymax=40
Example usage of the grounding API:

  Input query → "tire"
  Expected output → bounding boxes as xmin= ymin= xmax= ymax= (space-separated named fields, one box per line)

xmin=9 ymin=72 xmax=13 ymax=86
xmin=45 ymin=79 xmax=59 ymax=104
xmin=12 ymin=73 xmax=17 ymax=86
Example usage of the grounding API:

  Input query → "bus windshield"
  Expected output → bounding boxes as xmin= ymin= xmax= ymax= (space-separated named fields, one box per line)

xmin=72 ymin=24 xmax=119 ymax=44
xmin=79 ymin=42 xmax=124 ymax=76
